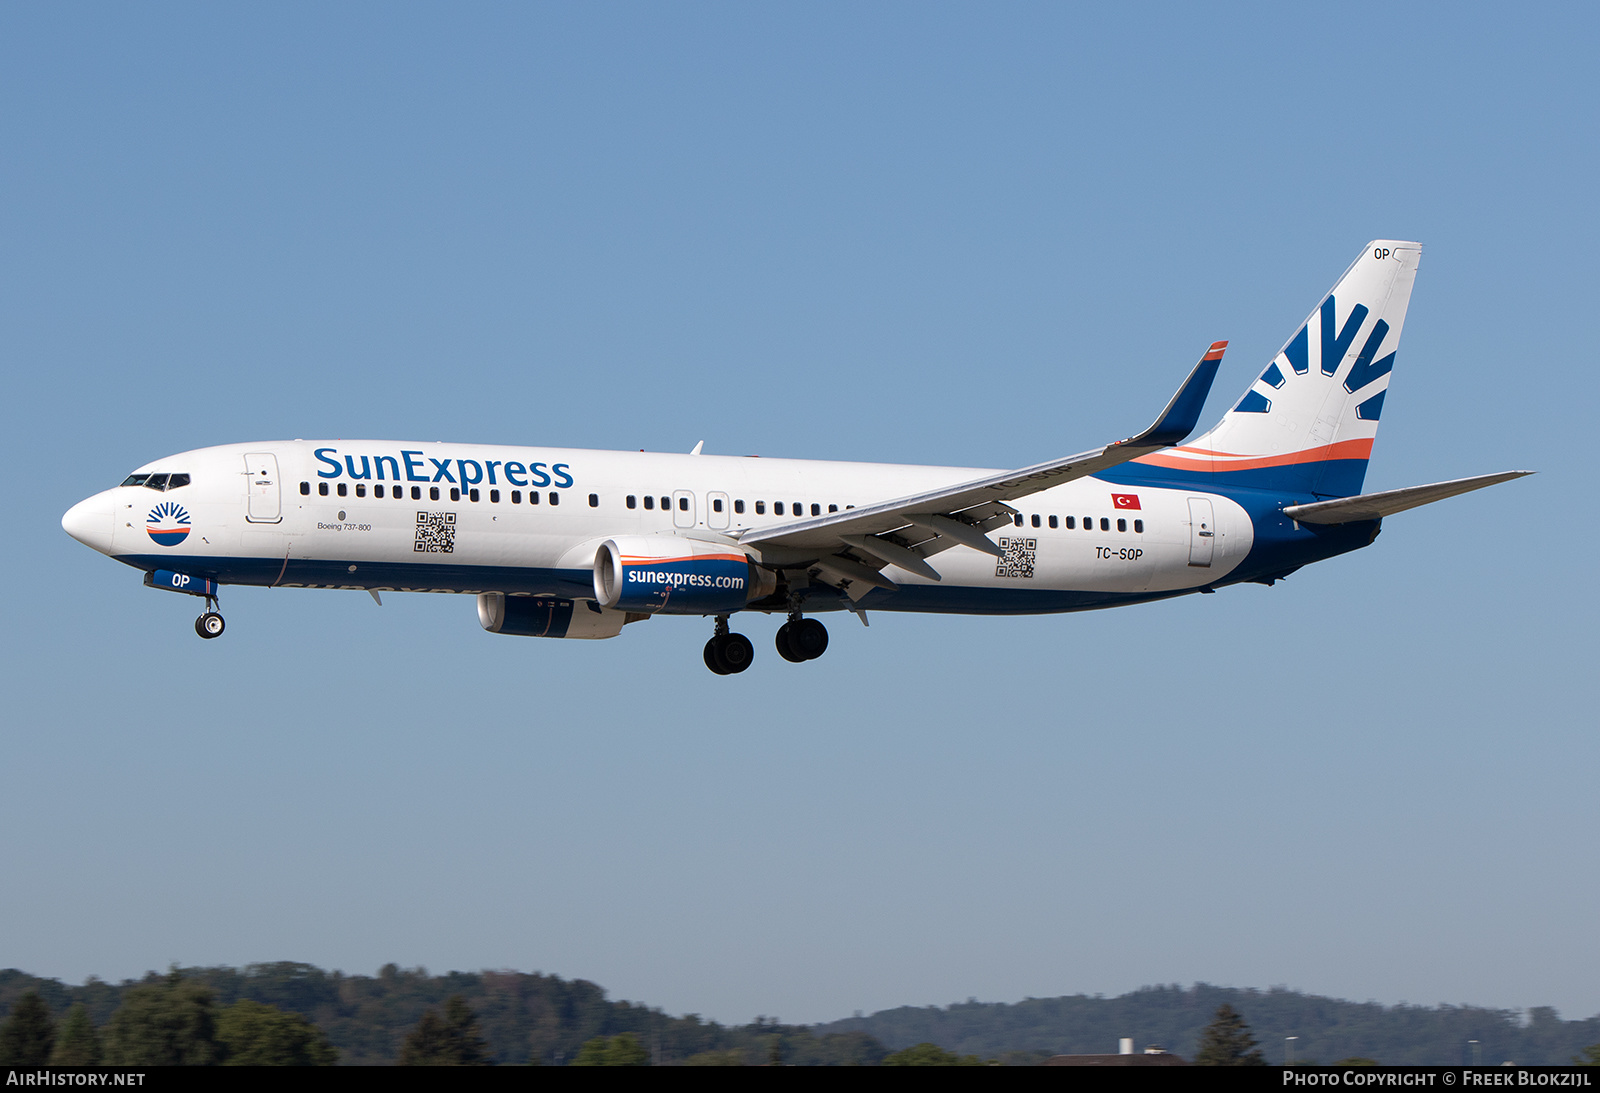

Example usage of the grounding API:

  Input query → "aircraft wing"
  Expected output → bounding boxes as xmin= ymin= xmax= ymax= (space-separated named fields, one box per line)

xmin=1282 ymin=470 xmax=1533 ymax=525
xmin=737 ymin=343 xmax=1227 ymax=596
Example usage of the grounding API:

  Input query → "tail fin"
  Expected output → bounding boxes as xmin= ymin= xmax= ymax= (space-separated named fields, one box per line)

xmin=1134 ymin=240 xmax=1421 ymax=498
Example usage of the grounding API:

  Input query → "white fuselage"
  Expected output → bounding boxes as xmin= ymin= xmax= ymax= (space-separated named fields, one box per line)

xmin=65 ymin=440 xmax=1251 ymax=612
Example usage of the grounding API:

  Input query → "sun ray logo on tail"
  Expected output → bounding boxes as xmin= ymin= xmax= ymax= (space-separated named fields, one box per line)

xmin=146 ymin=500 xmax=191 ymax=546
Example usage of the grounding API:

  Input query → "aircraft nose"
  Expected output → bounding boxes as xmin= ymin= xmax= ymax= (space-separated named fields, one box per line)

xmin=62 ymin=492 xmax=115 ymax=555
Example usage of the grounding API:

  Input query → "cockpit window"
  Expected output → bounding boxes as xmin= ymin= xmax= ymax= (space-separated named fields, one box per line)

xmin=120 ymin=472 xmax=189 ymax=491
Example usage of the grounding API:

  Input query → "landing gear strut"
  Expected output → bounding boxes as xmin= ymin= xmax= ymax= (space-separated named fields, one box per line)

xmin=776 ymin=614 xmax=828 ymax=663
xmin=703 ymin=615 xmax=754 ymax=675
xmin=194 ymin=595 xmax=225 ymax=639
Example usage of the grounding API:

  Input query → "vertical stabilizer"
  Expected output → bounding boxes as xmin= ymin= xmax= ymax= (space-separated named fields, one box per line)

xmin=1131 ymin=241 xmax=1421 ymax=497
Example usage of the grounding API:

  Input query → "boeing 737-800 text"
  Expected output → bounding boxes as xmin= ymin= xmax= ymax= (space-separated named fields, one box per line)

xmin=62 ymin=241 xmax=1528 ymax=673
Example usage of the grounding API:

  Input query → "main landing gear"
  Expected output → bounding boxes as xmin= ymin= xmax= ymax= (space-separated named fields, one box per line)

xmin=194 ymin=596 xmax=225 ymax=639
xmin=776 ymin=614 xmax=828 ymax=663
xmin=704 ymin=616 xmax=754 ymax=675
xmin=702 ymin=613 xmax=830 ymax=674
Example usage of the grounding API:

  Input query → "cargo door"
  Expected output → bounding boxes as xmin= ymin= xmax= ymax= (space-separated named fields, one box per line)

xmin=245 ymin=453 xmax=282 ymax=524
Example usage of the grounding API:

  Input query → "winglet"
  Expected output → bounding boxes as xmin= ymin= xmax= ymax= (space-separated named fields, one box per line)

xmin=1120 ymin=341 xmax=1227 ymax=449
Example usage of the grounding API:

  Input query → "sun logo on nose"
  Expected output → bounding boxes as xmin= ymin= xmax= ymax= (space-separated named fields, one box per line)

xmin=146 ymin=500 xmax=191 ymax=546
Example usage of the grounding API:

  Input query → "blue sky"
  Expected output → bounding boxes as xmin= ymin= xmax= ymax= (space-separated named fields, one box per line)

xmin=3 ymin=3 xmax=1595 ymax=1026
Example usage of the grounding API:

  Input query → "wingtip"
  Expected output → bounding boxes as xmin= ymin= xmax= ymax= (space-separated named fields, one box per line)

xmin=1203 ymin=340 xmax=1228 ymax=361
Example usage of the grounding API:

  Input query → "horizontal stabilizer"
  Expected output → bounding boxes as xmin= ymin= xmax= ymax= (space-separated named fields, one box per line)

xmin=1282 ymin=471 xmax=1533 ymax=525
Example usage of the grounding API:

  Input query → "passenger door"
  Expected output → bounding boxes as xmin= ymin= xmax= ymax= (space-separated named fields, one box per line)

xmin=1187 ymin=497 xmax=1215 ymax=567
xmin=245 ymin=453 xmax=282 ymax=524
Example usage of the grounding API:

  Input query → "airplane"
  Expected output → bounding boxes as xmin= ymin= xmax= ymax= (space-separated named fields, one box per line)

xmin=62 ymin=240 xmax=1529 ymax=674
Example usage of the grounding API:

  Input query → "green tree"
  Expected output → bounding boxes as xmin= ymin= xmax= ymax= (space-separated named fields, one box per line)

xmin=50 ymin=1005 xmax=102 ymax=1066
xmin=399 ymin=995 xmax=491 ymax=1065
xmin=102 ymin=972 xmax=222 ymax=1066
xmin=881 ymin=1041 xmax=985 ymax=1066
xmin=571 ymin=1032 xmax=649 ymax=1066
xmin=1193 ymin=1004 xmax=1267 ymax=1066
xmin=0 ymin=992 xmax=56 ymax=1066
xmin=1575 ymin=1044 xmax=1600 ymax=1065
xmin=216 ymin=1000 xmax=337 ymax=1065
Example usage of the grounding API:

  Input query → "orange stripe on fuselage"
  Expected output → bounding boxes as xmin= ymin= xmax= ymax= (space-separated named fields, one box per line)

xmin=1132 ymin=438 xmax=1373 ymax=472
xmin=622 ymin=554 xmax=747 ymax=566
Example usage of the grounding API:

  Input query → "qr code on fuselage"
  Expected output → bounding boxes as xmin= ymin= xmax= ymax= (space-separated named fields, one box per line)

xmin=414 ymin=511 xmax=456 ymax=553
xmin=995 ymin=537 xmax=1036 ymax=579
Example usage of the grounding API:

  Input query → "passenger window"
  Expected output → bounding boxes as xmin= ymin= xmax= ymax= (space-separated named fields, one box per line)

xmin=1134 ymin=519 xmax=1144 ymax=533
xmin=1100 ymin=517 xmax=1110 ymax=531
xmin=1048 ymin=515 xmax=1058 ymax=528
xmin=411 ymin=486 xmax=422 ymax=500
xmin=1083 ymin=516 xmax=1091 ymax=529
xmin=643 ymin=495 xmax=654 ymax=509
xmin=659 ymin=496 xmax=669 ymax=510
xmin=336 ymin=482 xmax=347 ymax=497
xmin=828 ymin=504 xmax=838 ymax=512
xmin=793 ymin=502 xmax=801 ymax=515
xmin=529 ymin=491 xmax=540 ymax=505
xmin=319 ymin=483 xmax=330 ymax=496
xmin=1065 ymin=516 xmax=1075 ymax=529
xmin=1014 ymin=514 xmax=1024 ymax=526
xmin=511 ymin=490 xmax=521 ymax=504
xmin=1117 ymin=518 xmax=1127 ymax=532
xmin=735 ymin=500 xmax=745 ymax=514
xmin=774 ymin=502 xmax=784 ymax=515
xmin=713 ymin=498 xmax=723 ymax=512
xmin=550 ymin=492 xmax=560 ymax=505
xmin=167 ymin=474 xmax=190 ymax=489
xmin=450 ymin=488 xmax=461 ymax=501
xmin=589 ymin=493 xmax=599 ymax=507
xmin=1031 ymin=514 xmax=1041 ymax=528
xmin=300 ymin=482 xmax=310 ymax=495
xmin=627 ymin=495 xmax=637 ymax=509
xmin=375 ymin=485 xmax=384 ymax=498
xmin=756 ymin=501 xmax=766 ymax=515
xmin=811 ymin=503 xmax=821 ymax=516
xmin=490 ymin=489 xmax=499 ymax=503
xmin=355 ymin=484 xmax=366 ymax=498
xmin=678 ymin=497 xmax=688 ymax=511
xmin=430 ymin=487 xmax=440 ymax=501
xmin=467 ymin=488 xmax=478 ymax=502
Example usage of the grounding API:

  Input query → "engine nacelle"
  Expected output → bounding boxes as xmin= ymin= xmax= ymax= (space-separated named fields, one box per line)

xmin=477 ymin=593 xmax=631 ymax=639
xmin=593 ymin=536 xmax=777 ymax=615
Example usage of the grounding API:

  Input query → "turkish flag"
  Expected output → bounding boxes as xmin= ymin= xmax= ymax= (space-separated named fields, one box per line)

xmin=1112 ymin=494 xmax=1141 ymax=510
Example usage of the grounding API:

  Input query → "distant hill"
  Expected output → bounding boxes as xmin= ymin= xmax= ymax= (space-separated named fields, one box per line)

xmin=814 ymin=983 xmax=1600 ymax=1065
xmin=0 ymin=963 xmax=881 ymax=1065
xmin=3 ymin=966 xmax=1597 ymax=1065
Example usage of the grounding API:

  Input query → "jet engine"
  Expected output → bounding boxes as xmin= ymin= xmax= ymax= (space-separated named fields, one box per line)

xmin=593 ymin=536 xmax=777 ymax=615
xmin=477 ymin=593 xmax=632 ymax=639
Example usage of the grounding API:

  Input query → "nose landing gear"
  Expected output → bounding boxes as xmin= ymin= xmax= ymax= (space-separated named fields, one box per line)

xmin=194 ymin=595 xmax=225 ymax=639
xmin=703 ymin=615 xmax=754 ymax=674
xmin=776 ymin=614 xmax=828 ymax=662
